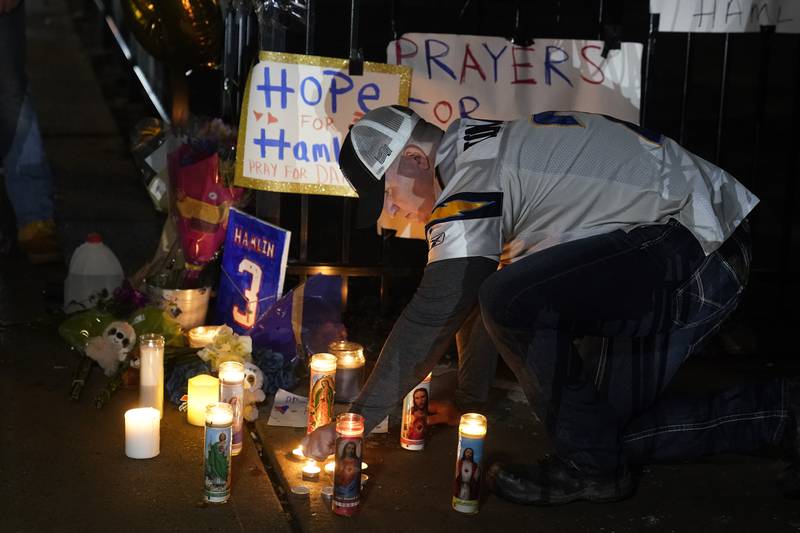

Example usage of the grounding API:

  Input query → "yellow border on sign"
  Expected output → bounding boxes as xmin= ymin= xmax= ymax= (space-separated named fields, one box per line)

xmin=234 ymin=51 xmax=412 ymax=196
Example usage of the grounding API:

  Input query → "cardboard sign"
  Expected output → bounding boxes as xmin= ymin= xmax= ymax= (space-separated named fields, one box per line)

xmin=235 ymin=51 xmax=412 ymax=196
xmin=388 ymin=34 xmax=643 ymax=130
xmin=654 ymin=0 xmax=800 ymax=33
xmin=381 ymin=33 xmax=643 ymax=239
xmin=215 ymin=208 xmax=290 ymax=335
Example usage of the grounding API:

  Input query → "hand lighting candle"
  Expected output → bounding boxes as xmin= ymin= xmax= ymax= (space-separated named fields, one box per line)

xmin=328 ymin=341 xmax=365 ymax=403
xmin=332 ymin=413 xmax=364 ymax=516
xmin=218 ymin=361 xmax=245 ymax=456
xmin=452 ymin=413 xmax=487 ymax=514
xmin=139 ymin=334 xmax=164 ymax=418
xmin=204 ymin=402 xmax=234 ymax=503
xmin=188 ymin=325 xmax=223 ymax=348
xmin=124 ymin=407 xmax=160 ymax=459
xmin=307 ymin=353 xmax=337 ymax=434
xmin=187 ymin=374 xmax=219 ymax=426
xmin=400 ymin=372 xmax=432 ymax=450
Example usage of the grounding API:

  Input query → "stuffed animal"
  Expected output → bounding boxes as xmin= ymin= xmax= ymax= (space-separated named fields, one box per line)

xmin=86 ymin=321 xmax=137 ymax=376
xmin=242 ymin=361 xmax=266 ymax=422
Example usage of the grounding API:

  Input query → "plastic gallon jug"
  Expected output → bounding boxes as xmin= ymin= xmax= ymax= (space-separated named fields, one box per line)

xmin=64 ymin=233 xmax=124 ymax=312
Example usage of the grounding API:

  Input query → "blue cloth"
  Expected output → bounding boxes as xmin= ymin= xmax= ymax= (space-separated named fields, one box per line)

xmin=166 ymin=359 xmax=211 ymax=405
xmin=252 ymin=347 xmax=299 ymax=395
xmin=481 ymin=220 xmax=789 ymax=473
xmin=0 ymin=2 xmax=54 ymax=226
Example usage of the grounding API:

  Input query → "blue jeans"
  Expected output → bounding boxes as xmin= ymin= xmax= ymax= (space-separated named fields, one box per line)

xmin=1 ymin=1 xmax=54 ymax=227
xmin=480 ymin=220 xmax=789 ymax=473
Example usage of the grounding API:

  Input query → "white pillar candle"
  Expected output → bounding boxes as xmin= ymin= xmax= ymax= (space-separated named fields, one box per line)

xmin=124 ymin=407 xmax=160 ymax=459
xmin=218 ymin=361 xmax=245 ymax=456
xmin=139 ymin=334 xmax=165 ymax=418
xmin=187 ymin=374 xmax=219 ymax=426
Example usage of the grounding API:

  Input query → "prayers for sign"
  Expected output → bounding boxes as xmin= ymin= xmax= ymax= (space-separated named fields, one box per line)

xmin=235 ymin=51 xmax=411 ymax=195
xmin=387 ymin=34 xmax=643 ymax=129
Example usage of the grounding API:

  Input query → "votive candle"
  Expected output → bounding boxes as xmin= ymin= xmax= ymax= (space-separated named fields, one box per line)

xmin=218 ymin=361 xmax=245 ymax=456
xmin=139 ymin=334 xmax=164 ymax=418
xmin=332 ymin=413 xmax=364 ymax=516
xmin=400 ymin=372 xmax=432 ymax=451
xmin=329 ymin=340 xmax=365 ymax=403
xmin=188 ymin=325 xmax=223 ymax=348
xmin=452 ymin=413 xmax=487 ymax=514
xmin=204 ymin=402 xmax=234 ymax=503
xmin=307 ymin=353 xmax=337 ymax=434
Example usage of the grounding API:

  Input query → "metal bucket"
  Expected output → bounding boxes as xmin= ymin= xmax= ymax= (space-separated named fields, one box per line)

xmin=146 ymin=285 xmax=211 ymax=330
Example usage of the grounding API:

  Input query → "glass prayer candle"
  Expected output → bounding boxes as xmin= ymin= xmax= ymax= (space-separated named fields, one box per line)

xmin=400 ymin=372 xmax=432 ymax=451
xmin=124 ymin=407 xmax=160 ymax=459
xmin=188 ymin=325 xmax=223 ymax=348
xmin=218 ymin=361 xmax=245 ymax=456
xmin=332 ymin=413 xmax=364 ymax=516
xmin=329 ymin=340 xmax=365 ymax=403
xmin=204 ymin=402 xmax=234 ymax=503
xmin=187 ymin=374 xmax=219 ymax=426
xmin=139 ymin=334 xmax=164 ymax=418
xmin=307 ymin=353 xmax=337 ymax=434
xmin=452 ymin=413 xmax=487 ymax=514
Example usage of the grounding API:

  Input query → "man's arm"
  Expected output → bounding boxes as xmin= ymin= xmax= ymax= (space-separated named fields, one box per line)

xmin=349 ymin=255 xmax=498 ymax=434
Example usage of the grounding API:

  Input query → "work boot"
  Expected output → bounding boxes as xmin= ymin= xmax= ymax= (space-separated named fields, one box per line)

xmin=777 ymin=378 xmax=800 ymax=499
xmin=18 ymin=219 xmax=61 ymax=264
xmin=487 ymin=454 xmax=635 ymax=506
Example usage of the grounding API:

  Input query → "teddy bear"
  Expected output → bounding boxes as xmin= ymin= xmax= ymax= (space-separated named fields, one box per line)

xmin=86 ymin=321 xmax=137 ymax=376
xmin=242 ymin=361 xmax=266 ymax=422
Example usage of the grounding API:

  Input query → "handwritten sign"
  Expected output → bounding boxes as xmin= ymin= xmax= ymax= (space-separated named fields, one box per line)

xmin=388 ymin=34 xmax=643 ymax=129
xmin=380 ymin=33 xmax=642 ymax=238
xmin=654 ymin=0 xmax=800 ymax=33
xmin=235 ymin=51 xmax=411 ymax=195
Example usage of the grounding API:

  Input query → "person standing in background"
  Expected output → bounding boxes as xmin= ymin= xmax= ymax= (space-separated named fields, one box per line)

xmin=1 ymin=0 xmax=61 ymax=264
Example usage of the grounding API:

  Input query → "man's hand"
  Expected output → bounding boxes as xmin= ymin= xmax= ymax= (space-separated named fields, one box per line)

xmin=427 ymin=399 xmax=462 ymax=426
xmin=0 ymin=0 xmax=21 ymax=14
xmin=300 ymin=422 xmax=336 ymax=460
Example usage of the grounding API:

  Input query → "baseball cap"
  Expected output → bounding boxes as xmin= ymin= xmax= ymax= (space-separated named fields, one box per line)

xmin=338 ymin=105 xmax=420 ymax=228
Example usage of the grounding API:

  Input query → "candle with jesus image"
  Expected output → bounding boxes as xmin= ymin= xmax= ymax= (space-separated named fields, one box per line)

xmin=400 ymin=372 xmax=432 ymax=450
xmin=204 ymin=402 xmax=233 ymax=503
xmin=452 ymin=413 xmax=487 ymax=514
xmin=307 ymin=353 xmax=337 ymax=434
xmin=332 ymin=413 xmax=364 ymax=516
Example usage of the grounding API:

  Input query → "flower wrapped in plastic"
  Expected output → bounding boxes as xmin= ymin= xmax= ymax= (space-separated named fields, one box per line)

xmin=168 ymin=118 xmax=246 ymax=284
xmin=196 ymin=325 xmax=252 ymax=370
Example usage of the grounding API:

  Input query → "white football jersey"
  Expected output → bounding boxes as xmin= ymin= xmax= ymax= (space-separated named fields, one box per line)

xmin=426 ymin=111 xmax=759 ymax=265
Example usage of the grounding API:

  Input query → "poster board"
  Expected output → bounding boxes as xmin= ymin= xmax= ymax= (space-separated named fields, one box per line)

xmin=381 ymin=33 xmax=643 ymax=238
xmin=654 ymin=0 xmax=800 ymax=33
xmin=235 ymin=51 xmax=412 ymax=196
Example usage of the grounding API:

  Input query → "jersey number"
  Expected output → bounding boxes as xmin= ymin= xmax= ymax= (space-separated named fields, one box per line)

xmin=232 ymin=258 xmax=262 ymax=328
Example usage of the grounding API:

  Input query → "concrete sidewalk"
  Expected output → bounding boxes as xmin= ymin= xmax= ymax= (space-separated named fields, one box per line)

xmin=1 ymin=1 xmax=289 ymax=531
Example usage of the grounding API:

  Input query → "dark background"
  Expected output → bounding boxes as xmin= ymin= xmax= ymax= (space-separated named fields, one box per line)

xmin=87 ymin=0 xmax=800 ymax=358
